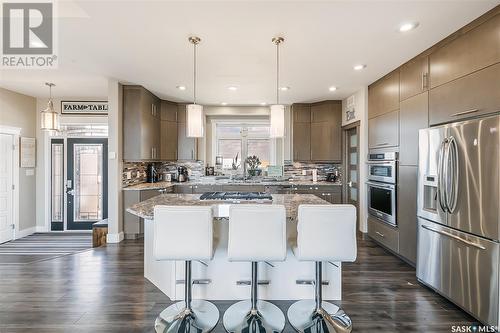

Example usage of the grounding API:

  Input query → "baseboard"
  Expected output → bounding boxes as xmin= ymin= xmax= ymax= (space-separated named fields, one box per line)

xmin=36 ymin=226 xmax=47 ymax=233
xmin=106 ymin=231 xmax=124 ymax=243
xmin=15 ymin=226 xmax=36 ymax=239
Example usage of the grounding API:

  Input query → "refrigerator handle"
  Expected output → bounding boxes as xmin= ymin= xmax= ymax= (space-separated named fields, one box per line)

xmin=447 ymin=136 xmax=459 ymax=213
xmin=437 ymin=139 xmax=448 ymax=212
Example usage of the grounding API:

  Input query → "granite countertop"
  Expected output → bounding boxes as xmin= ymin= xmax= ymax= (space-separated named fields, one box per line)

xmin=123 ymin=179 xmax=342 ymax=191
xmin=126 ymin=193 xmax=328 ymax=221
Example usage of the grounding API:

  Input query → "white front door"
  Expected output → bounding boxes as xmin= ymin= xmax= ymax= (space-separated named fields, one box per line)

xmin=0 ymin=134 xmax=14 ymax=244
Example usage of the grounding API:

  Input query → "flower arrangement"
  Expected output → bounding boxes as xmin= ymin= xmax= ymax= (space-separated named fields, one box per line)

xmin=245 ymin=155 xmax=262 ymax=176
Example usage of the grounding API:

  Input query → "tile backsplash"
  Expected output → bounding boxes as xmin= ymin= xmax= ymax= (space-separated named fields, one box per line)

xmin=283 ymin=161 xmax=342 ymax=182
xmin=122 ymin=161 xmax=204 ymax=187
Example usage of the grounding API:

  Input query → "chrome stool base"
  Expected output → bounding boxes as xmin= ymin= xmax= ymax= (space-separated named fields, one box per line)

xmin=287 ymin=300 xmax=352 ymax=333
xmin=155 ymin=299 xmax=219 ymax=333
xmin=223 ymin=300 xmax=286 ymax=333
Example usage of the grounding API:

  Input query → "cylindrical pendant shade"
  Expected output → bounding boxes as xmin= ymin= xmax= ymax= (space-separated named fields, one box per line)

xmin=40 ymin=100 xmax=59 ymax=131
xmin=269 ymin=104 xmax=285 ymax=138
xmin=186 ymin=104 xmax=204 ymax=138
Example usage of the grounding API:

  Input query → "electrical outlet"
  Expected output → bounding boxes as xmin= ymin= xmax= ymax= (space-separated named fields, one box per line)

xmin=126 ymin=171 xmax=132 ymax=180
xmin=302 ymin=170 xmax=307 ymax=176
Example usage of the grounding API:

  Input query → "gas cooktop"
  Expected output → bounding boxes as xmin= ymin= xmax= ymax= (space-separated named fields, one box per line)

xmin=199 ymin=192 xmax=273 ymax=201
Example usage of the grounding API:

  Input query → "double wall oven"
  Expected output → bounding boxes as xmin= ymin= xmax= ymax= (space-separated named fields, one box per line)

xmin=367 ymin=152 xmax=397 ymax=226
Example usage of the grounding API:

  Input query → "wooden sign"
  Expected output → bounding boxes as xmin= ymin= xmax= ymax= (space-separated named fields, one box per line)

xmin=61 ymin=101 xmax=108 ymax=115
xmin=20 ymin=137 xmax=36 ymax=168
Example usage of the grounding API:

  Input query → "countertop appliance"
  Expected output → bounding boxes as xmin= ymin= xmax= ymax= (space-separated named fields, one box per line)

xmin=200 ymin=192 xmax=273 ymax=201
xmin=146 ymin=163 xmax=158 ymax=183
xmin=177 ymin=166 xmax=188 ymax=182
xmin=326 ymin=170 xmax=339 ymax=182
xmin=416 ymin=114 xmax=499 ymax=327
xmin=366 ymin=151 xmax=397 ymax=226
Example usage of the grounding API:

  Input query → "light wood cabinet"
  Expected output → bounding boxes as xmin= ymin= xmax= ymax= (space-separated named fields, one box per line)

xmin=177 ymin=105 xmax=198 ymax=160
xmin=429 ymin=14 xmax=500 ymax=88
xmin=429 ymin=62 xmax=500 ymax=125
xmin=368 ymin=110 xmax=399 ymax=149
xmin=310 ymin=101 xmax=342 ymax=162
xmin=398 ymin=166 xmax=418 ymax=264
xmin=400 ymin=56 xmax=429 ymax=101
xmin=123 ymin=86 xmax=161 ymax=161
xmin=368 ymin=70 xmax=400 ymax=119
xmin=292 ymin=104 xmax=311 ymax=161
xmin=368 ymin=216 xmax=399 ymax=253
xmin=399 ymin=92 xmax=428 ymax=166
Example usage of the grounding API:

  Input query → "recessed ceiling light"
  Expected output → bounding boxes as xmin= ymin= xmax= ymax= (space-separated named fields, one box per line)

xmin=353 ymin=64 xmax=366 ymax=71
xmin=329 ymin=86 xmax=337 ymax=92
xmin=227 ymin=86 xmax=238 ymax=91
xmin=176 ymin=85 xmax=186 ymax=90
xmin=279 ymin=86 xmax=290 ymax=91
xmin=399 ymin=22 xmax=419 ymax=32
xmin=260 ymin=102 xmax=267 ymax=106
xmin=221 ymin=102 xmax=228 ymax=106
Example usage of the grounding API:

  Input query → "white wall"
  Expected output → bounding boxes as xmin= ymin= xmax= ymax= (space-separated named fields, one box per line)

xmin=0 ymin=88 xmax=37 ymax=233
xmin=342 ymin=87 xmax=369 ymax=233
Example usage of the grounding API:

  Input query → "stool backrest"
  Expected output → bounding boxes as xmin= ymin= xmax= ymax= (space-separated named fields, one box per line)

xmin=297 ymin=205 xmax=357 ymax=262
xmin=228 ymin=204 xmax=287 ymax=262
xmin=154 ymin=205 xmax=213 ymax=261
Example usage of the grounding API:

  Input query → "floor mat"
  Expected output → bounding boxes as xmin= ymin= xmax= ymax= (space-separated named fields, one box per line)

xmin=0 ymin=232 xmax=92 ymax=265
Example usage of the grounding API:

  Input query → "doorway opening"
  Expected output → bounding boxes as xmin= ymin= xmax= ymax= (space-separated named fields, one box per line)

xmin=342 ymin=121 xmax=360 ymax=231
xmin=49 ymin=125 xmax=108 ymax=231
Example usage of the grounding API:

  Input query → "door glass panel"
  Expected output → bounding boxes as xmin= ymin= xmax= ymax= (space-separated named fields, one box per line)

xmin=350 ymin=187 xmax=358 ymax=201
xmin=350 ymin=152 xmax=357 ymax=165
xmin=350 ymin=134 xmax=358 ymax=147
xmin=73 ymin=144 xmax=103 ymax=221
xmin=350 ymin=170 xmax=357 ymax=183
xmin=51 ymin=144 xmax=64 ymax=222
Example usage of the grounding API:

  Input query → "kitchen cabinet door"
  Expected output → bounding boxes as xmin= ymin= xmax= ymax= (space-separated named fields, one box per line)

xmin=368 ymin=216 xmax=399 ymax=253
xmin=368 ymin=110 xmax=399 ymax=149
xmin=292 ymin=104 xmax=311 ymax=123
xmin=399 ymin=92 xmax=428 ymax=166
xmin=311 ymin=122 xmax=341 ymax=162
xmin=175 ymin=185 xmax=193 ymax=194
xmin=161 ymin=101 xmax=177 ymax=122
xmin=429 ymin=14 xmax=500 ymax=88
xmin=398 ymin=165 xmax=418 ymax=264
xmin=400 ymin=56 xmax=429 ymax=101
xmin=160 ymin=120 xmax=178 ymax=160
xmin=368 ymin=71 xmax=400 ymax=119
xmin=429 ymin=62 xmax=500 ymax=125
xmin=177 ymin=105 xmax=197 ymax=160
xmin=293 ymin=122 xmax=311 ymax=161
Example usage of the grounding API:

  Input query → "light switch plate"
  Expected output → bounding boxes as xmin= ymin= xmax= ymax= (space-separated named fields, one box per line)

xmin=126 ymin=171 xmax=132 ymax=180
xmin=302 ymin=170 xmax=307 ymax=176
xmin=109 ymin=151 xmax=117 ymax=159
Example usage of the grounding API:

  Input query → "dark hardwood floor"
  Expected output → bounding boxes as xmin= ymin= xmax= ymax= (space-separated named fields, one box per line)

xmin=0 ymin=235 xmax=477 ymax=332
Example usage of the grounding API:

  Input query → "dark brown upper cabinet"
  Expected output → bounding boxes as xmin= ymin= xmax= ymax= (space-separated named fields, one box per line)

xmin=429 ymin=13 xmax=500 ymax=89
xmin=400 ymin=56 xmax=429 ymax=101
xmin=368 ymin=109 xmax=399 ymax=149
xmin=310 ymin=101 xmax=342 ymax=162
xmin=292 ymin=104 xmax=311 ymax=161
xmin=160 ymin=101 xmax=178 ymax=161
xmin=368 ymin=70 xmax=400 ymax=119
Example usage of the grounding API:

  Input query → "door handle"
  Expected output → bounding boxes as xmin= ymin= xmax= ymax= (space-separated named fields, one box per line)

xmin=421 ymin=225 xmax=485 ymax=250
xmin=375 ymin=231 xmax=385 ymax=238
xmin=348 ymin=181 xmax=353 ymax=188
xmin=66 ymin=189 xmax=75 ymax=196
xmin=450 ymin=109 xmax=479 ymax=117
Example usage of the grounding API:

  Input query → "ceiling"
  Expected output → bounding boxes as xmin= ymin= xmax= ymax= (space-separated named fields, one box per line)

xmin=0 ymin=0 xmax=498 ymax=105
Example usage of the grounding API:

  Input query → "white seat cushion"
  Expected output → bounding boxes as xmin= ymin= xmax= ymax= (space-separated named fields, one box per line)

xmin=228 ymin=204 xmax=287 ymax=262
xmin=295 ymin=204 xmax=357 ymax=262
xmin=154 ymin=205 xmax=214 ymax=261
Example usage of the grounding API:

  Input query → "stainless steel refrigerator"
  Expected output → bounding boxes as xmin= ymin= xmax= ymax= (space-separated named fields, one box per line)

xmin=417 ymin=114 xmax=499 ymax=326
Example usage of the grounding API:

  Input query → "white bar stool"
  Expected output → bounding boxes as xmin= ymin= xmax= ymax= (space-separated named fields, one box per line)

xmin=287 ymin=205 xmax=357 ymax=333
xmin=153 ymin=206 xmax=219 ymax=333
xmin=223 ymin=204 xmax=287 ymax=333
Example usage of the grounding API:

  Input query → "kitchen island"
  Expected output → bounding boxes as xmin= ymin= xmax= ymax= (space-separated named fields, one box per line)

xmin=126 ymin=193 xmax=342 ymax=301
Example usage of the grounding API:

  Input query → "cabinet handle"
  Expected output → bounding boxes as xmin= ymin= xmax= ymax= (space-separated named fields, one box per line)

xmin=375 ymin=231 xmax=385 ymax=238
xmin=191 ymin=149 xmax=194 ymax=160
xmin=375 ymin=142 xmax=390 ymax=146
xmin=151 ymin=147 xmax=154 ymax=159
xmin=450 ymin=109 xmax=479 ymax=117
xmin=421 ymin=72 xmax=428 ymax=90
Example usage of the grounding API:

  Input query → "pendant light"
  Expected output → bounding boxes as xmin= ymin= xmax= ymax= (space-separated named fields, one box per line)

xmin=40 ymin=82 xmax=59 ymax=131
xmin=186 ymin=36 xmax=204 ymax=138
xmin=269 ymin=37 xmax=285 ymax=138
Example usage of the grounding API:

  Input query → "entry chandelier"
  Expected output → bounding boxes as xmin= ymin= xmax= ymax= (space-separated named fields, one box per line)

xmin=186 ymin=36 xmax=204 ymax=138
xmin=40 ymin=82 xmax=59 ymax=131
xmin=269 ymin=37 xmax=285 ymax=138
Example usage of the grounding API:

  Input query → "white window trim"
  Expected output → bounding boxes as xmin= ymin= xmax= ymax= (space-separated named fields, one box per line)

xmin=211 ymin=119 xmax=278 ymax=169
